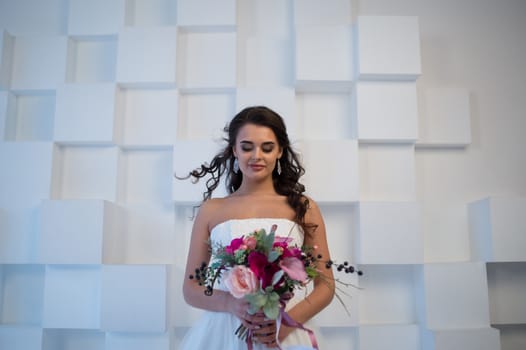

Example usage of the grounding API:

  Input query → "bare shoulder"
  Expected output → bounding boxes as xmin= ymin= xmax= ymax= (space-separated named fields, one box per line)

xmin=304 ymin=195 xmax=322 ymax=219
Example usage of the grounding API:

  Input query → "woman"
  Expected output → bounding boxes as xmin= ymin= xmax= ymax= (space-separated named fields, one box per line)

xmin=178 ymin=106 xmax=335 ymax=349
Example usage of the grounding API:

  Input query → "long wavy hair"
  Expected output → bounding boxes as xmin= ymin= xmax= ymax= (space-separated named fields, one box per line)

xmin=177 ymin=106 xmax=315 ymax=235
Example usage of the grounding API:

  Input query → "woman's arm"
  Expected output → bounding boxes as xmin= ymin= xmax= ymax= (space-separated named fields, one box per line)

xmin=278 ymin=198 xmax=335 ymax=341
xmin=182 ymin=200 xmax=265 ymax=330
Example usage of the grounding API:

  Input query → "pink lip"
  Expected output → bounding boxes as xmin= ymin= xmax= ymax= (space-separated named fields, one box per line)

xmin=249 ymin=164 xmax=265 ymax=170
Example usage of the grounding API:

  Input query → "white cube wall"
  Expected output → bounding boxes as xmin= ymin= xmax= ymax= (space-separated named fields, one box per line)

xmin=42 ymin=266 xmax=101 ymax=329
xmin=118 ymin=87 xmax=178 ymax=146
xmin=106 ymin=332 xmax=170 ymax=350
xmin=177 ymin=31 xmax=236 ymax=91
xmin=116 ymin=27 xmax=178 ymax=86
xmin=293 ymin=0 xmax=352 ymax=26
xmin=67 ymin=0 xmax=126 ymax=36
xmin=356 ymin=16 xmax=421 ymax=80
xmin=54 ymin=146 xmax=119 ymax=201
xmin=0 ymin=3 xmax=520 ymax=350
xmin=4 ymin=92 xmax=55 ymax=142
xmin=177 ymin=92 xmax=235 ymax=140
xmin=177 ymin=0 xmax=236 ymax=29
xmin=353 ymin=81 xmax=418 ymax=143
xmin=422 ymin=327 xmax=501 ymax=350
xmin=417 ymin=88 xmax=471 ymax=147
xmin=469 ymin=196 xmax=526 ymax=262
xmin=487 ymin=262 xmax=526 ymax=325
xmin=419 ymin=262 xmax=491 ymax=329
xmin=243 ymin=38 xmax=293 ymax=88
xmin=54 ymin=83 xmax=117 ymax=144
xmin=0 ymin=265 xmax=45 ymax=325
xmin=10 ymin=35 xmax=68 ymax=91
xmin=356 ymin=202 xmax=423 ymax=264
xmin=0 ymin=30 xmax=14 ymax=89
xmin=0 ymin=142 xmax=55 ymax=209
xmin=0 ymin=326 xmax=43 ymax=350
xmin=66 ymin=37 xmax=118 ymax=84
xmin=39 ymin=200 xmax=119 ymax=264
xmin=100 ymin=265 xmax=166 ymax=332
xmin=295 ymin=25 xmax=353 ymax=91
xmin=359 ymin=144 xmax=416 ymax=201
xmin=299 ymin=140 xmax=359 ymax=203
xmin=358 ymin=324 xmax=420 ymax=350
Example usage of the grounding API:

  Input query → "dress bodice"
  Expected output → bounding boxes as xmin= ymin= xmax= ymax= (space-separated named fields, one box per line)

xmin=210 ymin=218 xmax=304 ymax=247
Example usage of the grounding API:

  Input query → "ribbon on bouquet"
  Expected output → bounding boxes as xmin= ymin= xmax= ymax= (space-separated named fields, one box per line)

xmin=277 ymin=308 xmax=319 ymax=350
xmin=245 ymin=308 xmax=319 ymax=350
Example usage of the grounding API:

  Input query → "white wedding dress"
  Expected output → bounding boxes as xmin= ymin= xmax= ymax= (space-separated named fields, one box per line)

xmin=178 ymin=218 xmax=322 ymax=350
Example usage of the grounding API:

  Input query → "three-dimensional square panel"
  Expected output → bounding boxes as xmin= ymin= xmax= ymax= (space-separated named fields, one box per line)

xmin=39 ymin=200 xmax=115 ymax=264
xmin=53 ymin=145 xmax=119 ymax=201
xmin=177 ymin=92 xmax=234 ymax=140
xmin=299 ymin=140 xmax=359 ymax=203
xmin=358 ymin=324 xmax=420 ymax=350
xmin=295 ymin=25 xmax=353 ymax=91
xmin=54 ymin=83 xmax=117 ymax=143
xmin=116 ymin=27 xmax=178 ymax=86
xmin=0 ymin=30 xmax=14 ymax=89
xmin=100 ymin=265 xmax=166 ymax=332
xmin=177 ymin=0 xmax=236 ymax=28
xmin=293 ymin=0 xmax=352 ymax=26
xmin=419 ymin=262 xmax=491 ymax=329
xmin=126 ymin=0 xmax=177 ymax=27
xmin=106 ymin=332 xmax=169 ymax=350
xmin=359 ymin=265 xmax=419 ymax=325
xmin=469 ymin=196 xmax=526 ymax=262
xmin=356 ymin=16 xmax=421 ymax=80
xmin=356 ymin=201 xmax=423 ymax=264
xmin=68 ymin=0 xmax=126 ymax=36
xmin=0 ymin=208 xmax=40 ymax=263
xmin=0 ymin=326 xmax=42 ymax=350
xmin=487 ymin=262 xmax=526 ymax=325
xmin=66 ymin=37 xmax=117 ymax=83
xmin=353 ymin=81 xmax=418 ymax=142
xmin=10 ymin=35 xmax=68 ymax=91
xmin=359 ymin=144 xmax=416 ymax=201
xmin=177 ymin=31 xmax=236 ymax=90
xmin=0 ymin=265 xmax=45 ymax=325
xmin=42 ymin=329 xmax=105 ymax=350
xmin=0 ymin=142 xmax=55 ymax=208
xmin=3 ymin=92 xmax=55 ymax=142
xmin=243 ymin=38 xmax=293 ymax=88
xmin=42 ymin=265 xmax=101 ymax=329
xmin=296 ymin=92 xmax=353 ymax=140
xmin=118 ymin=87 xmax=178 ymax=146
xmin=422 ymin=327 xmax=501 ymax=350
xmin=418 ymin=88 xmax=471 ymax=147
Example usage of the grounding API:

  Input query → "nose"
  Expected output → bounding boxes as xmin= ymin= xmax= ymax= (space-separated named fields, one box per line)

xmin=252 ymin=147 xmax=263 ymax=160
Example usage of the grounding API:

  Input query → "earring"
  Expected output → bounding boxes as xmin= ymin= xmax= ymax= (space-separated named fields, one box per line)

xmin=233 ymin=158 xmax=239 ymax=173
xmin=277 ymin=159 xmax=282 ymax=175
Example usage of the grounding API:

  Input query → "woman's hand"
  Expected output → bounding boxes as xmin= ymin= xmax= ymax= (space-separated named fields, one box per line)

xmin=251 ymin=316 xmax=277 ymax=348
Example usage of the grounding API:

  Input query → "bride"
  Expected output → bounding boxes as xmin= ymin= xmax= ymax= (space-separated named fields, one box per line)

xmin=178 ymin=106 xmax=335 ymax=349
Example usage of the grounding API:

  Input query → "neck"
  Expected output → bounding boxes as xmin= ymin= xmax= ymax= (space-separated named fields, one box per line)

xmin=235 ymin=179 xmax=277 ymax=196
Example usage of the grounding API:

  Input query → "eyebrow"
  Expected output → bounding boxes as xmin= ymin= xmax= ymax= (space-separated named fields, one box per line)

xmin=239 ymin=141 xmax=276 ymax=146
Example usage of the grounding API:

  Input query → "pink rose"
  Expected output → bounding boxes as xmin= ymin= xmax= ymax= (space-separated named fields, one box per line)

xmin=279 ymin=257 xmax=308 ymax=283
xmin=244 ymin=236 xmax=257 ymax=250
xmin=223 ymin=265 xmax=259 ymax=298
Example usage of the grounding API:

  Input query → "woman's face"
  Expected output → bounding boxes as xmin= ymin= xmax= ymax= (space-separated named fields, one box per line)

xmin=233 ymin=123 xmax=283 ymax=181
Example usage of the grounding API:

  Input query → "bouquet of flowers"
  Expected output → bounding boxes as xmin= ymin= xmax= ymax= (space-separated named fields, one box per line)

xmin=189 ymin=224 xmax=361 ymax=349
